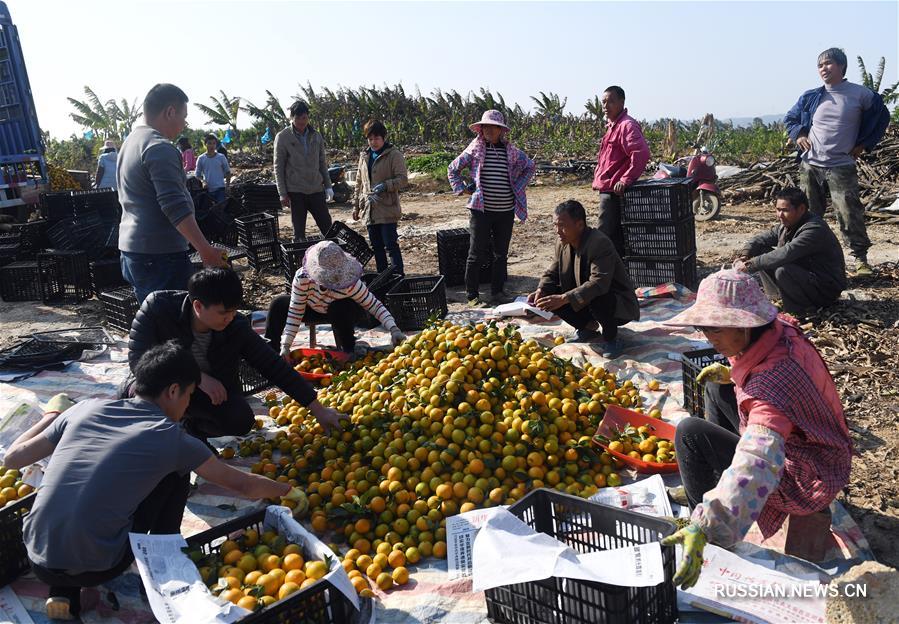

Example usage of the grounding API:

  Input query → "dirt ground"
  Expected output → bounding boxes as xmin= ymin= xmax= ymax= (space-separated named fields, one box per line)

xmin=1 ymin=181 xmax=897 ymax=566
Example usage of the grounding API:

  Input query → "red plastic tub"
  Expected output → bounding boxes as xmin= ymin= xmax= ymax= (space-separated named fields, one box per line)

xmin=289 ymin=348 xmax=350 ymax=382
xmin=592 ymin=405 xmax=679 ymax=474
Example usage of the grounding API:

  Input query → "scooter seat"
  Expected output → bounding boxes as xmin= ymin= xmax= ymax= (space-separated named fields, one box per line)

xmin=659 ymin=163 xmax=687 ymax=178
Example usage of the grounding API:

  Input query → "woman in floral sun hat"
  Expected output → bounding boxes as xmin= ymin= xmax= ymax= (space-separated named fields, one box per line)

xmin=264 ymin=241 xmax=405 ymax=355
xmin=661 ymin=269 xmax=852 ymax=589
xmin=447 ymin=110 xmax=535 ymax=307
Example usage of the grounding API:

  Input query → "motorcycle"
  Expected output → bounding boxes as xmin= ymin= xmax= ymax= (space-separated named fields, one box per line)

xmin=328 ymin=165 xmax=352 ymax=204
xmin=653 ymin=145 xmax=722 ymax=221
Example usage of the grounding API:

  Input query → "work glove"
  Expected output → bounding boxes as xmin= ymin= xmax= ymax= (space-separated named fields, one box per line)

xmin=390 ymin=329 xmax=406 ymax=346
xmin=324 ymin=188 xmax=334 ymax=202
xmin=464 ymin=182 xmax=477 ymax=194
xmin=45 ymin=393 xmax=75 ymax=414
xmin=372 ymin=183 xmax=386 ymax=194
xmin=661 ymin=523 xmax=708 ymax=590
xmin=281 ymin=487 xmax=309 ymax=517
xmin=696 ymin=362 xmax=732 ymax=385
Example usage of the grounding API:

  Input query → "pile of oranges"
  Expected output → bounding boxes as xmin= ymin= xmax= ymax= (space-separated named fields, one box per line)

xmin=598 ymin=424 xmax=677 ymax=464
xmin=343 ymin=540 xmax=411 ymax=596
xmin=234 ymin=320 xmax=658 ymax=579
xmin=186 ymin=527 xmax=331 ymax=613
xmin=0 ymin=466 xmax=33 ymax=509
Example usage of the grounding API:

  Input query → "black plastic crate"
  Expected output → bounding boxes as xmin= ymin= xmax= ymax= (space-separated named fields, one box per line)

xmin=89 ymin=257 xmax=126 ymax=296
xmin=38 ymin=250 xmax=92 ymax=304
xmin=386 ymin=275 xmax=448 ymax=331
xmin=0 ymin=339 xmax=86 ymax=370
xmin=484 ymin=489 xmax=677 ymax=624
xmin=0 ymin=260 xmax=41 ymax=301
xmin=40 ymin=191 xmax=74 ymax=222
xmin=0 ymin=493 xmax=37 ymax=587
xmin=185 ymin=508 xmax=357 ymax=623
xmin=621 ymin=178 xmax=694 ymax=223
xmin=356 ymin=266 xmax=402 ymax=328
xmin=30 ymin=327 xmax=115 ymax=348
xmin=0 ymin=234 xmax=19 ymax=267
xmin=680 ymin=348 xmax=728 ymax=417
xmin=326 ymin=221 xmax=374 ymax=267
xmin=239 ymin=359 xmax=271 ymax=396
xmin=189 ymin=244 xmax=248 ymax=273
xmin=280 ymin=237 xmax=347 ymax=284
xmin=622 ymin=218 xmax=696 ymax=257
xmin=11 ymin=220 xmax=47 ymax=259
xmin=99 ymin=286 xmax=139 ymax=335
xmin=247 ymin=241 xmax=282 ymax=273
xmin=625 ymin=254 xmax=698 ymax=291
xmin=436 ymin=228 xmax=492 ymax=287
xmin=236 ymin=212 xmax=278 ymax=248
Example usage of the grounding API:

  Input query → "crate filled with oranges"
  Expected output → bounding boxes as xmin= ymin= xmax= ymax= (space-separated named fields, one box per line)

xmin=184 ymin=506 xmax=361 ymax=622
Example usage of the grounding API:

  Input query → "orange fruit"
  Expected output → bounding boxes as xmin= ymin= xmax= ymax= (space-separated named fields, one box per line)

xmin=405 ymin=547 xmax=421 ymax=564
xmin=433 ymin=541 xmax=447 ymax=558
xmin=366 ymin=563 xmax=382 ymax=579
xmin=282 ymin=553 xmax=304 ymax=571
xmin=376 ymin=571 xmax=394 ymax=590
xmin=236 ymin=595 xmax=257 ymax=610
xmin=392 ymin=566 xmax=409 ymax=585
xmin=256 ymin=573 xmax=279 ymax=597
xmin=223 ymin=549 xmax=244 ymax=566
xmin=285 ymin=569 xmax=306 ymax=585
xmin=260 ymin=554 xmax=281 ymax=572
xmin=387 ymin=550 xmax=406 ymax=569
xmin=220 ymin=588 xmax=243 ymax=604
xmin=355 ymin=518 xmax=372 ymax=534
xmin=244 ymin=571 xmax=263 ymax=586
xmin=305 ymin=560 xmax=329 ymax=580
xmin=237 ymin=554 xmax=258 ymax=574
xmin=278 ymin=582 xmax=301 ymax=600
xmin=351 ymin=575 xmax=369 ymax=593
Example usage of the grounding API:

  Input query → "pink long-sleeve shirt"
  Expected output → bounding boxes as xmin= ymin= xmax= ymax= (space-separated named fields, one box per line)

xmin=592 ymin=110 xmax=651 ymax=192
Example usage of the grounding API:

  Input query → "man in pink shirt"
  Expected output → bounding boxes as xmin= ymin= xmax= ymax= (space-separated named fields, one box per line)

xmin=591 ymin=86 xmax=651 ymax=256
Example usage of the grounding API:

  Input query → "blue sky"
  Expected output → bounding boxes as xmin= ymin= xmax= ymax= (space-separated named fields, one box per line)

xmin=9 ymin=0 xmax=898 ymax=138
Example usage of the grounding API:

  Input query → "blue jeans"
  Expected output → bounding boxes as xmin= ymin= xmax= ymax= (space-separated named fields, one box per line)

xmin=367 ymin=223 xmax=404 ymax=275
xmin=120 ymin=250 xmax=192 ymax=304
xmin=208 ymin=188 xmax=226 ymax=204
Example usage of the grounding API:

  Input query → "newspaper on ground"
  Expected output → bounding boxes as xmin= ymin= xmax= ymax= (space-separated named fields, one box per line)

xmin=0 ymin=398 xmax=41 ymax=458
xmin=471 ymin=508 xmax=665 ymax=592
xmin=681 ymin=544 xmax=826 ymax=623
xmin=130 ymin=506 xmax=359 ymax=624
xmin=445 ymin=506 xmax=507 ymax=580
xmin=492 ymin=297 xmax=555 ymax=320
xmin=0 ymin=585 xmax=34 ymax=624
xmin=588 ymin=474 xmax=673 ymax=518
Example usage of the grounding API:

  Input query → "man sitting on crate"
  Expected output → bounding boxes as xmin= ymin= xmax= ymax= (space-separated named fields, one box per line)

xmin=265 ymin=241 xmax=406 ymax=355
xmin=591 ymin=85 xmax=651 ymax=258
xmin=734 ymin=187 xmax=846 ymax=314
xmin=126 ymin=267 xmax=346 ymax=441
xmin=527 ymin=200 xmax=639 ymax=350
xmin=3 ymin=343 xmax=308 ymax=621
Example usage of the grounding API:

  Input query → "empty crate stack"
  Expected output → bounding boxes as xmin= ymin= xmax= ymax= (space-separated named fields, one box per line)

xmin=621 ymin=178 xmax=698 ymax=290
xmin=232 ymin=183 xmax=281 ymax=231
xmin=436 ymin=228 xmax=492 ymax=287
xmin=236 ymin=212 xmax=280 ymax=272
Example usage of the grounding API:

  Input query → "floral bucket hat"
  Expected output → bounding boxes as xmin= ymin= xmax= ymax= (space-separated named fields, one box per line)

xmin=469 ymin=109 xmax=510 ymax=133
xmin=302 ymin=241 xmax=362 ymax=290
xmin=664 ymin=269 xmax=778 ymax=328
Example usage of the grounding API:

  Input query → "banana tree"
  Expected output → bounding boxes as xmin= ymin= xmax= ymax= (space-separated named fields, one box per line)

xmin=67 ymin=86 xmax=120 ymax=139
xmin=857 ymin=56 xmax=898 ymax=105
xmin=195 ymin=91 xmax=242 ymax=146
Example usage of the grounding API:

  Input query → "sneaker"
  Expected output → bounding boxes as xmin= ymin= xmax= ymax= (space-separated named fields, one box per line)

xmin=571 ymin=328 xmax=601 ymax=343
xmin=853 ymin=261 xmax=873 ymax=277
xmin=467 ymin=296 xmax=488 ymax=308
xmin=600 ymin=339 xmax=623 ymax=358
xmin=490 ymin=290 xmax=515 ymax=305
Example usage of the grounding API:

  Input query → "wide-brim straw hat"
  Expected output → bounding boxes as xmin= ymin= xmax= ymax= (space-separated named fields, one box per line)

xmin=664 ymin=269 xmax=778 ymax=328
xmin=469 ymin=109 xmax=510 ymax=133
xmin=302 ymin=241 xmax=362 ymax=290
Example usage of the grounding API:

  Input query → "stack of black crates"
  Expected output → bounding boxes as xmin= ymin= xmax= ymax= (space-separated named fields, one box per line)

xmin=435 ymin=228 xmax=492 ymax=287
xmin=621 ymin=178 xmax=698 ymax=290
xmin=236 ymin=212 xmax=280 ymax=272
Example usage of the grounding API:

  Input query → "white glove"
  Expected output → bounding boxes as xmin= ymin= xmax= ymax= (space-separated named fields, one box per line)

xmin=325 ymin=188 xmax=334 ymax=202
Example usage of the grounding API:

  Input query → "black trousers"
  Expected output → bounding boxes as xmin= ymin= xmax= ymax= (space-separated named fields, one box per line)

xmin=288 ymin=191 xmax=332 ymax=241
xmin=265 ymin=294 xmax=361 ymax=353
xmin=704 ymin=381 xmax=741 ymax=435
xmin=757 ymin=264 xmax=841 ymax=314
xmin=675 ymin=416 xmax=740 ymax=509
xmin=597 ymin=193 xmax=626 ymax=258
xmin=184 ymin=388 xmax=255 ymax=439
xmin=553 ymin=290 xmax=623 ymax=341
xmin=466 ymin=209 xmax=514 ymax=298
xmin=30 ymin=471 xmax=190 ymax=614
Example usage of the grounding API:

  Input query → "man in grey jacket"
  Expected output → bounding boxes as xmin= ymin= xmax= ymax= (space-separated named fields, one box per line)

xmin=736 ymin=187 xmax=846 ymax=313
xmin=274 ymin=100 xmax=334 ymax=241
xmin=117 ymin=84 xmax=226 ymax=303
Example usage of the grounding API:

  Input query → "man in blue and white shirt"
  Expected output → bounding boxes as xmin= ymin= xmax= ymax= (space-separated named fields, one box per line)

xmin=195 ymin=133 xmax=232 ymax=204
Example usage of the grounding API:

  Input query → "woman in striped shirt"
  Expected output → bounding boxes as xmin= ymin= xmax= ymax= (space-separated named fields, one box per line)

xmin=264 ymin=241 xmax=405 ymax=355
xmin=448 ymin=110 xmax=535 ymax=307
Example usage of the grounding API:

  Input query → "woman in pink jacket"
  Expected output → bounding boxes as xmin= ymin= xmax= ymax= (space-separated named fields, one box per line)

xmin=662 ymin=269 xmax=852 ymax=589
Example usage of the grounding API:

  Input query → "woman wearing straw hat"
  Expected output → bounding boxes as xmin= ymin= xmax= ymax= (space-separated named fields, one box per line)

xmin=265 ymin=241 xmax=406 ymax=356
xmin=661 ymin=269 xmax=851 ymax=588
xmin=447 ymin=110 xmax=535 ymax=307
xmin=94 ymin=140 xmax=118 ymax=189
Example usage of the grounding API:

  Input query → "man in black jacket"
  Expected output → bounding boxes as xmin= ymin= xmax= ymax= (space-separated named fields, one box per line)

xmin=735 ymin=187 xmax=846 ymax=313
xmin=128 ymin=267 xmax=345 ymax=439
